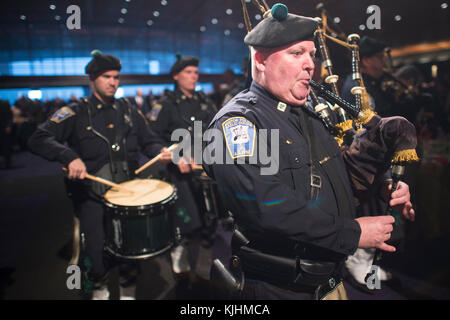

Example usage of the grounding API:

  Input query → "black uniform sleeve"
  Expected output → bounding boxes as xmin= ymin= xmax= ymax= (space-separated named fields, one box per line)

xmin=205 ymin=117 xmax=361 ymax=256
xmin=134 ymin=108 xmax=165 ymax=158
xmin=27 ymin=107 xmax=80 ymax=167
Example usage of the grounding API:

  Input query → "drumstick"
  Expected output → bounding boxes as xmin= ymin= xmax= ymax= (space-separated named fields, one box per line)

xmin=191 ymin=164 xmax=203 ymax=171
xmin=134 ymin=143 xmax=178 ymax=175
xmin=62 ymin=168 xmax=134 ymax=193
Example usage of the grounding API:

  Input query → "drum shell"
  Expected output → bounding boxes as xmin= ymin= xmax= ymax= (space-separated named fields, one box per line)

xmin=103 ymin=190 xmax=176 ymax=260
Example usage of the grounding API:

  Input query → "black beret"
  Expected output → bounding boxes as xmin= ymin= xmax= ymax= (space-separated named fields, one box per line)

xmin=85 ymin=50 xmax=121 ymax=75
xmin=170 ymin=54 xmax=199 ymax=76
xmin=359 ymin=36 xmax=387 ymax=58
xmin=244 ymin=3 xmax=318 ymax=48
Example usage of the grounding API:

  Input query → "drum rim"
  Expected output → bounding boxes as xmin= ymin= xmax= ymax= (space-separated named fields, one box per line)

xmin=104 ymin=242 xmax=174 ymax=260
xmin=103 ymin=186 xmax=177 ymax=209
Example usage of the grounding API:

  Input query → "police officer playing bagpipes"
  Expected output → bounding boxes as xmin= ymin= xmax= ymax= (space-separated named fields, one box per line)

xmin=27 ymin=50 xmax=173 ymax=299
xmin=204 ymin=3 xmax=414 ymax=300
xmin=149 ymin=55 xmax=217 ymax=275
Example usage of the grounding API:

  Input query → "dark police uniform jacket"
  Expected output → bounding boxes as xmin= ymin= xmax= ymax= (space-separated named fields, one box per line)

xmin=28 ymin=95 xmax=164 ymax=196
xmin=149 ymin=88 xmax=217 ymax=234
xmin=149 ymin=88 xmax=217 ymax=145
xmin=203 ymin=82 xmax=361 ymax=261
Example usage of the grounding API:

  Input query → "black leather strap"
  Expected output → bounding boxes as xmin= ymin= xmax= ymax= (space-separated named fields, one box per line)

xmin=297 ymin=108 xmax=322 ymax=200
xmin=299 ymin=108 xmax=354 ymax=219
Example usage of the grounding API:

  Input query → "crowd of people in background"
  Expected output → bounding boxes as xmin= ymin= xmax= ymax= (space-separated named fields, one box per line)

xmin=0 ymin=64 xmax=449 ymax=170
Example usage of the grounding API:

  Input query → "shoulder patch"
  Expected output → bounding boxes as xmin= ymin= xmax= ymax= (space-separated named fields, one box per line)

xmin=222 ymin=116 xmax=256 ymax=159
xmin=50 ymin=106 xmax=75 ymax=124
xmin=150 ymin=103 xmax=162 ymax=121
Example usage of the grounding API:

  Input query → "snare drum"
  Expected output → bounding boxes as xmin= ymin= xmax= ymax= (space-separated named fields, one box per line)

xmin=103 ymin=179 xmax=177 ymax=260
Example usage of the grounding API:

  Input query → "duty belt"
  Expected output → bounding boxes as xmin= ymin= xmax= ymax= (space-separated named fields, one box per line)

xmin=234 ymin=245 xmax=342 ymax=290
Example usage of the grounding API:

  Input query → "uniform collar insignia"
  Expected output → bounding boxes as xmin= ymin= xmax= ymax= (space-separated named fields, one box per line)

xmin=277 ymin=102 xmax=287 ymax=112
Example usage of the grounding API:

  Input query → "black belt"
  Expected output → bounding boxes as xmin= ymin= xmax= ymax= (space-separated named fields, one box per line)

xmin=235 ymin=245 xmax=342 ymax=290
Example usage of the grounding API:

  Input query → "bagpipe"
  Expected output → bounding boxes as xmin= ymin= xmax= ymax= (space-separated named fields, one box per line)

xmin=310 ymin=4 xmax=419 ymax=207
xmin=310 ymin=5 xmax=421 ymax=269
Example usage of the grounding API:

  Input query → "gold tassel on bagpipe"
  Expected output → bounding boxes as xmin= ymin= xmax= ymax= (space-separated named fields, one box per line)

xmin=391 ymin=149 xmax=419 ymax=164
xmin=355 ymin=108 xmax=377 ymax=127
xmin=335 ymin=119 xmax=354 ymax=132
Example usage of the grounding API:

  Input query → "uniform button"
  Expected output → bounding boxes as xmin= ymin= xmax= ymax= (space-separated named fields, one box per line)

xmin=329 ymin=278 xmax=336 ymax=289
xmin=188 ymin=126 xmax=192 ymax=131
xmin=232 ymin=256 xmax=240 ymax=268
xmin=190 ymin=116 xmax=195 ymax=121
xmin=294 ymin=157 xmax=300 ymax=163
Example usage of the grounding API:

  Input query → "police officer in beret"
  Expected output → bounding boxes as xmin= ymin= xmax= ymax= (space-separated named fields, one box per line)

xmin=28 ymin=50 xmax=173 ymax=300
xmin=203 ymin=4 xmax=413 ymax=300
xmin=149 ymin=55 xmax=217 ymax=275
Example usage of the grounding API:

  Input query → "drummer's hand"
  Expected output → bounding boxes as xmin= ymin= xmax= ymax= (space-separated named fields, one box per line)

xmin=389 ymin=181 xmax=415 ymax=222
xmin=159 ymin=147 xmax=173 ymax=164
xmin=177 ymin=157 xmax=193 ymax=174
xmin=67 ymin=158 xmax=87 ymax=180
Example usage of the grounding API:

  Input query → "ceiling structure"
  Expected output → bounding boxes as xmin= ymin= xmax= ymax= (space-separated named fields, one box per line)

xmin=1 ymin=0 xmax=449 ymax=79
xmin=2 ymin=0 xmax=449 ymax=47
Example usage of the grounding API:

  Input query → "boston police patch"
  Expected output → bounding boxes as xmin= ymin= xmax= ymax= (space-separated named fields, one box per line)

xmin=222 ymin=116 xmax=255 ymax=159
xmin=50 ymin=106 xmax=75 ymax=123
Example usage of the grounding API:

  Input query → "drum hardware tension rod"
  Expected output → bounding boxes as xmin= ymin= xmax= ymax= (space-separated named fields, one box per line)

xmin=135 ymin=143 xmax=179 ymax=175
xmin=62 ymin=167 xmax=134 ymax=194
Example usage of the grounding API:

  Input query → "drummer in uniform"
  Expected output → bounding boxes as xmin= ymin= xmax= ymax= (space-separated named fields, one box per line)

xmin=27 ymin=50 xmax=175 ymax=300
xmin=149 ymin=55 xmax=217 ymax=275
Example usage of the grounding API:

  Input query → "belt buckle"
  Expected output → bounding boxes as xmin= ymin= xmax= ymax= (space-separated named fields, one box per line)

xmin=310 ymin=174 xmax=322 ymax=188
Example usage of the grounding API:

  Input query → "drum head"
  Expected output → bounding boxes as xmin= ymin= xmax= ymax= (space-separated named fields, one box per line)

xmin=104 ymin=179 xmax=175 ymax=207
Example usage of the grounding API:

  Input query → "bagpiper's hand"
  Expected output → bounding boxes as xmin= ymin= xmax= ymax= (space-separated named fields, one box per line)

xmin=389 ymin=181 xmax=415 ymax=222
xmin=356 ymin=215 xmax=396 ymax=252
